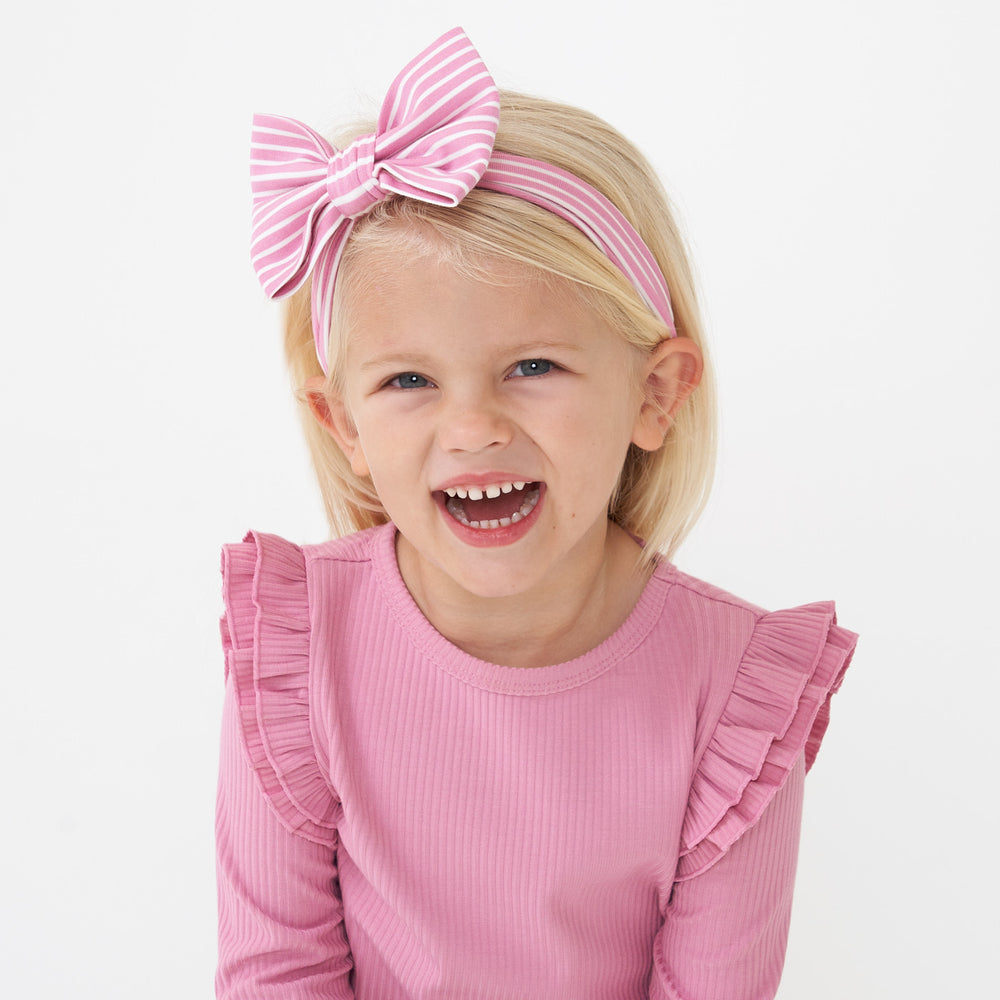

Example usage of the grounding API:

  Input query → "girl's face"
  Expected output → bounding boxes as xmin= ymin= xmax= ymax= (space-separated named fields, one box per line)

xmin=323 ymin=254 xmax=671 ymax=607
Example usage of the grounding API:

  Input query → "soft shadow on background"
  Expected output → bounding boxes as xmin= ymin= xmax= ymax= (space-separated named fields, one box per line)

xmin=2 ymin=2 xmax=997 ymax=996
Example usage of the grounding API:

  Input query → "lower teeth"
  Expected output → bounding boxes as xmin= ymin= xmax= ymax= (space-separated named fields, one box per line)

xmin=445 ymin=486 xmax=540 ymax=529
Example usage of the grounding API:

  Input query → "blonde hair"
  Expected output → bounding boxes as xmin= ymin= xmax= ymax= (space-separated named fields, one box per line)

xmin=284 ymin=92 xmax=716 ymax=560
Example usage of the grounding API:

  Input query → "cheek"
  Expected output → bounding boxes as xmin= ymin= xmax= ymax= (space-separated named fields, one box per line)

xmin=350 ymin=417 xmax=413 ymax=486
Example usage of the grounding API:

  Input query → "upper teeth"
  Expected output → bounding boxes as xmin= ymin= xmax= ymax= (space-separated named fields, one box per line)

xmin=444 ymin=481 xmax=528 ymax=500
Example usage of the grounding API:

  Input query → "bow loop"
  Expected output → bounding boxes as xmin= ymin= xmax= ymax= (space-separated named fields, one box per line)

xmin=250 ymin=114 xmax=339 ymax=299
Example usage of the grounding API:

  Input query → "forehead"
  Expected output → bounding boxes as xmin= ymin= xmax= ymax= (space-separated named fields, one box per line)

xmin=339 ymin=250 xmax=599 ymax=350
xmin=341 ymin=230 xmax=553 ymax=301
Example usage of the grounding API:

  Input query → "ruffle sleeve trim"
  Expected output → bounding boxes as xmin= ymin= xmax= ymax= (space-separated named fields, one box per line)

xmin=220 ymin=531 xmax=339 ymax=846
xmin=675 ymin=601 xmax=856 ymax=881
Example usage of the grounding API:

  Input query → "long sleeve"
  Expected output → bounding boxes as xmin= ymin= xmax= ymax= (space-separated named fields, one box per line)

xmin=649 ymin=756 xmax=805 ymax=1000
xmin=216 ymin=676 xmax=355 ymax=998
xmin=216 ymin=531 xmax=354 ymax=997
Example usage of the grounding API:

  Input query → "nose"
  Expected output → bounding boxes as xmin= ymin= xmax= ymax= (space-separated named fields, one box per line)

xmin=436 ymin=388 xmax=514 ymax=454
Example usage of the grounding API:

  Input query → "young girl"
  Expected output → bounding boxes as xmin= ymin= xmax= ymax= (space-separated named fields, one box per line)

xmin=217 ymin=27 xmax=857 ymax=1000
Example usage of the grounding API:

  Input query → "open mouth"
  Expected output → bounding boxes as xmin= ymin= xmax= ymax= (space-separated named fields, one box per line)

xmin=441 ymin=480 xmax=542 ymax=530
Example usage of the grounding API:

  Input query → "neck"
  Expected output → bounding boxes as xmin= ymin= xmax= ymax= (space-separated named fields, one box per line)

xmin=395 ymin=522 xmax=650 ymax=668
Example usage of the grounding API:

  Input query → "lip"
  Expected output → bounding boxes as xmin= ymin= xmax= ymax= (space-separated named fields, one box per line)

xmin=433 ymin=482 xmax=545 ymax=548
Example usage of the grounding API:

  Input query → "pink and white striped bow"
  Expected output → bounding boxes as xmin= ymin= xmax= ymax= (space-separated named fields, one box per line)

xmin=250 ymin=27 xmax=675 ymax=371
xmin=250 ymin=28 xmax=499 ymax=370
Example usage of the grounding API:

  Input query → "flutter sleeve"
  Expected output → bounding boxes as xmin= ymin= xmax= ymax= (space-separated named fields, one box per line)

xmin=649 ymin=602 xmax=857 ymax=1000
xmin=216 ymin=533 xmax=354 ymax=999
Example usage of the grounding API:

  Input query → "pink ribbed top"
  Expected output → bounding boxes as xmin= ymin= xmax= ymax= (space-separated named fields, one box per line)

xmin=216 ymin=523 xmax=856 ymax=999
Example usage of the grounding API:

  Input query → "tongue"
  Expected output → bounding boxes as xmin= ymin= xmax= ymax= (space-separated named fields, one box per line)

xmin=461 ymin=489 xmax=526 ymax=521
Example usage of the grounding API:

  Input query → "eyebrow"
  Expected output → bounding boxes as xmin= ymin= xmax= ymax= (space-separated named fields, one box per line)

xmin=357 ymin=341 xmax=584 ymax=373
xmin=358 ymin=353 xmax=433 ymax=373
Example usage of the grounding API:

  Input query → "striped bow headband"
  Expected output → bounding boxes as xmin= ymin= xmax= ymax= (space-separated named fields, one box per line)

xmin=250 ymin=26 xmax=676 ymax=372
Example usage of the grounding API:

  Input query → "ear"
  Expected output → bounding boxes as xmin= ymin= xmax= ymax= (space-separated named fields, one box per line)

xmin=303 ymin=375 xmax=372 ymax=478
xmin=631 ymin=337 xmax=704 ymax=451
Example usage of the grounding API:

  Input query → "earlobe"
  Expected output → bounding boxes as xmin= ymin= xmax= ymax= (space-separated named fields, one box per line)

xmin=303 ymin=375 xmax=371 ymax=477
xmin=631 ymin=337 xmax=704 ymax=451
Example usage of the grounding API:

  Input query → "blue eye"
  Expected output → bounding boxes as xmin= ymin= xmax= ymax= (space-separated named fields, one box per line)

xmin=511 ymin=359 xmax=554 ymax=378
xmin=389 ymin=372 xmax=432 ymax=389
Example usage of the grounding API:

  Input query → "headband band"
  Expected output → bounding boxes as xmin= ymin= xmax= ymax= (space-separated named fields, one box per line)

xmin=250 ymin=26 xmax=676 ymax=372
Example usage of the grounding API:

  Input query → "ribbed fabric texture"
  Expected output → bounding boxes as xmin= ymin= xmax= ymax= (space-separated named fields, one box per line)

xmin=216 ymin=523 xmax=856 ymax=999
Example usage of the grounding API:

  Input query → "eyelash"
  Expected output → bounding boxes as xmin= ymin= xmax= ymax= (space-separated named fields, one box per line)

xmin=384 ymin=359 xmax=556 ymax=390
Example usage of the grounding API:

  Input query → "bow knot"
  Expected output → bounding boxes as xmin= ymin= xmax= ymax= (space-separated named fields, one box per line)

xmin=325 ymin=135 xmax=381 ymax=218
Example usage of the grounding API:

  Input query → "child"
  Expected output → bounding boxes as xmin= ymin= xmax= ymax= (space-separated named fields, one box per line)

xmin=217 ymin=27 xmax=857 ymax=1000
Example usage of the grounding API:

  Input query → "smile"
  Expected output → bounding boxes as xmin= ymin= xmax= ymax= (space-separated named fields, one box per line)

xmin=442 ymin=481 xmax=541 ymax=530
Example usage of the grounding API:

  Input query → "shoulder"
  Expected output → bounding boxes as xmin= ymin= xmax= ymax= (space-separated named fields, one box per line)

xmin=220 ymin=522 xmax=388 ymax=578
xmin=656 ymin=560 xmax=791 ymax=627
xmin=646 ymin=562 xmax=781 ymax=697
xmin=300 ymin=523 xmax=389 ymax=567
xmin=219 ymin=524 xmax=392 ymax=631
xmin=651 ymin=560 xmax=854 ymax=682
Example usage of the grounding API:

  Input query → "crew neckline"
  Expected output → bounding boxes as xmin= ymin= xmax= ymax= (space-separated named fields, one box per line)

xmin=368 ymin=522 xmax=672 ymax=696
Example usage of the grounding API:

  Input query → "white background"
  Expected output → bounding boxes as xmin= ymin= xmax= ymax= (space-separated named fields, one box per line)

xmin=2 ymin=1 xmax=997 ymax=996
